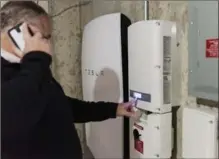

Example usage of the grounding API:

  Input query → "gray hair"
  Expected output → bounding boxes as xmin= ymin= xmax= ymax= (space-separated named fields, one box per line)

xmin=1 ymin=1 xmax=48 ymax=30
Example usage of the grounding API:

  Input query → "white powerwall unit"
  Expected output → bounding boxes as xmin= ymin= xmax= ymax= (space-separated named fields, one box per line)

xmin=81 ymin=13 xmax=131 ymax=159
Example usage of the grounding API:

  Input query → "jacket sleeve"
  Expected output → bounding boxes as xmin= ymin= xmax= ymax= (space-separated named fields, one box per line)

xmin=1 ymin=52 xmax=51 ymax=139
xmin=67 ymin=97 xmax=118 ymax=123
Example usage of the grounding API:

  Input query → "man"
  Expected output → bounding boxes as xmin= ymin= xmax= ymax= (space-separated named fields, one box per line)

xmin=1 ymin=1 xmax=135 ymax=159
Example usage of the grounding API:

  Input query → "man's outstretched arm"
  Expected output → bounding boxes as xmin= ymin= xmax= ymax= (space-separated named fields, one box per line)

xmin=67 ymin=97 xmax=135 ymax=123
xmin=67 ymin=97 xmax=119 ymax=123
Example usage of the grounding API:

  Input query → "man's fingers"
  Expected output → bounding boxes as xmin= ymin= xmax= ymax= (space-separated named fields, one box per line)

xmin=22 ymin=23 xmax=43 ymax=40
xmin=13 ymin=47 xmax=23 ymax=58
xmin=34 ymin=32 xmax=43 ymax=39
xmin=21 ymin=23 xmax=31 ymax=40
xmin=123 ymin=101 xmax=134 ymax=108
xmin=124 ymin=111 xmax=136 ymax=118
xmin=28 ymin=24 xmax=41 ymax=34
xmin=129 ymin=106 xmax=135 ymax=113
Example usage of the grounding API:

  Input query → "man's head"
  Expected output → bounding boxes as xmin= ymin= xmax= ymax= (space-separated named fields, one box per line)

xmin=1 ymin=1 xmax=51 ymax=54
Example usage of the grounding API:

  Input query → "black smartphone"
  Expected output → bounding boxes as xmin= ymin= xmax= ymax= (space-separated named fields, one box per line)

xmin=8 ymin=23 xmax=34 ymax=51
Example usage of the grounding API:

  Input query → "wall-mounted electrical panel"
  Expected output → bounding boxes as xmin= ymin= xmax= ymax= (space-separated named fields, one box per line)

xmin=128 ymin=20 xmax=181 ymax=113
xmin=188 ymin=1 xmax=218 ymax=101
xmin=182 ymin=107 xmax=218 ymax=158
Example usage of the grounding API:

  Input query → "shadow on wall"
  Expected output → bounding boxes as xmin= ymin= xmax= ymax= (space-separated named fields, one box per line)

xmin=94 ymin=67 xmax=120 ymax=102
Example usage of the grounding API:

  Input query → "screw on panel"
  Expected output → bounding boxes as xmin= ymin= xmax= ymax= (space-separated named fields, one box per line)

xmin=155 ymin=65 xmax=161 ymax=69
xmin=155 ymin=126 xmax=160 ymax=130
xmin=209 ymin=120 xmax=213 ymax=124
xmin=155 ymin=154 xmax=160 ymax=158
xmin=156 ymin=22 xmax=160 ymax=26
xmin=197 ymin=61 xmax=200 ymax=67
xmin=198 ymin=30 xmax=200 ymax=36
xmin=191 ymin=21 xmax=193 ymax=25
xmin=157 ymin=108 xmax=161 ymax=111
xmin=189 ymin=70 xmax=193 ymax=73
xmin=177 ymin=42 xmax=180 ymax=47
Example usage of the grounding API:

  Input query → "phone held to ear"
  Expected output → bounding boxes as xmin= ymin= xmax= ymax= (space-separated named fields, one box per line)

xmin=8 ymin=23 xmax=34 ymax=52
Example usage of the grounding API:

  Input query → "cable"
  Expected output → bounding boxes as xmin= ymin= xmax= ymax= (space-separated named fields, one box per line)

xmin=51 ymin=1 xmax=92 ymax=18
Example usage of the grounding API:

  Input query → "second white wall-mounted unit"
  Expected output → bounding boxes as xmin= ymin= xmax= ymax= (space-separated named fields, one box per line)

xmin=128 ymin=20 xmax=181 ymax=113
xmin=182 ymin=106 xmax=218 ymax=158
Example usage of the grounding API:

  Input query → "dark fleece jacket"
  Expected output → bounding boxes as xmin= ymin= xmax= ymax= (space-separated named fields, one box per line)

xmin=1 ymin=52 xmax=118 ymax=159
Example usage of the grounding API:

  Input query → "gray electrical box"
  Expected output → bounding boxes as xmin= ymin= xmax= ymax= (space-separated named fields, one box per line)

xmin=188 ymin=1 xmax=218 ymax=101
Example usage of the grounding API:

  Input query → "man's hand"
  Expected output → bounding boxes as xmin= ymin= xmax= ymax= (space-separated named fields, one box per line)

xmin=116 ymin=101 xmax=136 ymax=118
xmin=13 ymin=23 xmax=52 ymax=57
